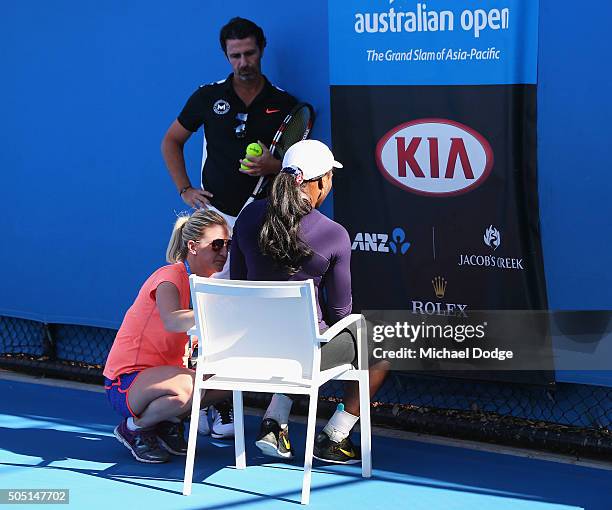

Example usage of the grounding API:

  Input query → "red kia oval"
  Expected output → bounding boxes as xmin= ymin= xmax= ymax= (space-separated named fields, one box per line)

xmin=375 ymin=118 xmax=494 ymax=196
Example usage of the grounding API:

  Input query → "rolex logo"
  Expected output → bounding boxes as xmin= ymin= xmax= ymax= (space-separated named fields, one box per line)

xmin=432 ymin=276 xmax=447 ymax=299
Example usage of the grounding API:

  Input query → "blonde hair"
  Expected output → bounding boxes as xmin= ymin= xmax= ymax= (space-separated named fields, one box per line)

xmin=166 ymin=209 xmax=228 ymax=263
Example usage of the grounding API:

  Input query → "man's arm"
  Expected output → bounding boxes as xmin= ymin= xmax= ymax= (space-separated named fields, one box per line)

xmin=161 ymin=120 xmax=213 ymax=208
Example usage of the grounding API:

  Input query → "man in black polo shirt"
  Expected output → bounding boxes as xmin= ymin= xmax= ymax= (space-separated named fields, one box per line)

xmin=161 ymin=17 xmax=297 ymax=221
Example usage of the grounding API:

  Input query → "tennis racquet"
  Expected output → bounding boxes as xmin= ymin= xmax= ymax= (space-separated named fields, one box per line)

xmin=240 ymin=102 xmax=315 ymax=213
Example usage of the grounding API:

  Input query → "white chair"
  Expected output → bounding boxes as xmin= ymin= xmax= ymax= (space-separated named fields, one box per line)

xmin=182 ymin=276 xmax=371 ymax=505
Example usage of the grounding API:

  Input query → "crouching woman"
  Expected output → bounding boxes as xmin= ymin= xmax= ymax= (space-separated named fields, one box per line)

xmin=103 ymin=210 xmax=232 ymax=463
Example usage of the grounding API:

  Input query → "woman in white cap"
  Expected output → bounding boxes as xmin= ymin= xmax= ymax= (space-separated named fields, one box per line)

xmin=230 ymin=139 xmax=388 ymax=464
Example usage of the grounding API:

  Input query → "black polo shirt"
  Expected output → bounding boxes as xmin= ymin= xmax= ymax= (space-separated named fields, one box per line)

xmin=177 ymin=74 xmax=297 ymax=217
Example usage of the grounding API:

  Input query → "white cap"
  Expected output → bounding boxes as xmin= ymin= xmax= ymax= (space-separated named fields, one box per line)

xmin=281 ymin=140 xmax=343 ymax=181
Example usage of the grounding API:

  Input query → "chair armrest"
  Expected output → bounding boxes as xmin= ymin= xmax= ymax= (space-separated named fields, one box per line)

xmin=320 ymin=314 xmax=368 ymax=370
xmin=320 ymin=314 xmax=364 ymax=342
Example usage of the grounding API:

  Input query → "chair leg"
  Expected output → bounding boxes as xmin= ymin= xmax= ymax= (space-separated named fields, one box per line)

xmin=233 ymin=390 xmax=246 ymax=469
xmin=183 ymin=385 xmax=203 ymax=495
xmin=359 ymin=372 xmax=372 ymax=478
xmin=301 ymin=391 xmax=318 ymax=505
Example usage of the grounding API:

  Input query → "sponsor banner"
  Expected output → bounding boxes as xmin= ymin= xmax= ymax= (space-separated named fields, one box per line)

xmin=329 ymin=1 xmax=549 ymax=383
xmin=329 ymin=0 xmax=538 ymax=85
xmin=333 ymin=86 xmax=546 ymax=313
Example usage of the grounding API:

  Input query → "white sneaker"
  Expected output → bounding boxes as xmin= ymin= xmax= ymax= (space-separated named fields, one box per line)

xmin=197 ymin=407 xmax=210 ymax=435
xmin=210 ymin=401 xmax=234 ymax=439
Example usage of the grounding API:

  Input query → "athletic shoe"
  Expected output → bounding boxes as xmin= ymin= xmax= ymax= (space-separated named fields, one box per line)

xmin=156 ymin=420 xmax=188 ymax=455
xmin=114 ymin=418 xmax=170 ymax=463
xmin=313 ymin=430 xmax=361 ymax=464
xmin=255 ymin=418 xmax=294 ymax=459
xmin=210 ymin=400 xmax=234 ymax=439
xmin=197 ymin=407 xmax=210 ymax=435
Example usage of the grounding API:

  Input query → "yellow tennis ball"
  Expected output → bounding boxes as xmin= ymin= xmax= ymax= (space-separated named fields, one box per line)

xmin=246 ymin=142 xmax=263 ymax=157
xmin=241 ymin=143 xmax=263 ymax=170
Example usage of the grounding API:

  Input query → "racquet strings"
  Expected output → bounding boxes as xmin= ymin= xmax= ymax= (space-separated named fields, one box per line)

xmin=274 ymin=105 xmax=314 ymax=159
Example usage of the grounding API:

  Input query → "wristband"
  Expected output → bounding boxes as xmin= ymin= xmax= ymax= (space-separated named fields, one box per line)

xmin=179 ymin=185 xmax=192 ymax=196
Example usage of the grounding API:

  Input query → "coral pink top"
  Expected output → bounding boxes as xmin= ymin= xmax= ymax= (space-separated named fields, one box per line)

xmin=103 ymin=263 xmax=190 ymax=380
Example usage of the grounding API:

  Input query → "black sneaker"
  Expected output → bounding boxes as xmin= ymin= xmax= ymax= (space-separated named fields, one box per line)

xmin=114 ymin=418 xmax=170 ymax=463
xmin=210 ymin=400 xmax=234 ymax=439
xmin=255 ymin=418 xmax=294 ymax=459
xmin=156 ymin=420 xmax=188 ymax=455
xmin=313 ymin=430 xmax=361 ymax=464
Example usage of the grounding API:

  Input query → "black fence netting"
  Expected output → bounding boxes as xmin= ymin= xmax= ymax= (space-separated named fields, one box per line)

xmin=0 ymin=317 xmax=114 ymax=381
xmin=1 ymin=315 xmax=610 ymax=460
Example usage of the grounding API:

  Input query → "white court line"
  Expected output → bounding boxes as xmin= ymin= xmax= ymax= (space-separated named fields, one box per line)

xmin=1 ymin=369 xmax=610 ymax=471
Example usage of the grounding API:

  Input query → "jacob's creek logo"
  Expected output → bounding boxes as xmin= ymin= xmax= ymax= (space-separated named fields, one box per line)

xmin=351 ymin=227 xmax=411 ymax=254
xmin=375 ymin=118 xmax=494 ymax=196
xmin=483 ymin=225 xmax=501 ymax=250
xmin=213 ymin=99 xmax=230 ymax=115
xmin=411 ymin=276 xmax=468 ymax=316
xmin=458 ymin=225 xmax=524 ymax=270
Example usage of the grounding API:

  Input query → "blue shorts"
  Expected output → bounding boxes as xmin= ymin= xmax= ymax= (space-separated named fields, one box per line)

xmin=104 ymin=372 xmax=141 ymax=418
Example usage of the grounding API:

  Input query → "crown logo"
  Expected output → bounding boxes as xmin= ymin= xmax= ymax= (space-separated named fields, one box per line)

xmin=432 ymin=276 xmax=447 ymax=299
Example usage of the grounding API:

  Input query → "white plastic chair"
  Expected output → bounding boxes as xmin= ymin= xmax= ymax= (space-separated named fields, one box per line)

xmin=182 ymin=276 xmax=371 ymax=505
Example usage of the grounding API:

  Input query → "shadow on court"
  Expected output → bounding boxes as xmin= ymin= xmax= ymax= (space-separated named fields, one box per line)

xmin=0 ymin=377 xmax=610 ymax=509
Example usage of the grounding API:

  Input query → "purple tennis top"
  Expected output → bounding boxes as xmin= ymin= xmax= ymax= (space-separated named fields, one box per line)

xmin=230 ymin=199 xmax=352 ymax=331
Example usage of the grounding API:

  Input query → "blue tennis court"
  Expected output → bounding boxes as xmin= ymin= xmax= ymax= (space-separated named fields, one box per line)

xmin=1 ymin=375 xmax=609 ymax=510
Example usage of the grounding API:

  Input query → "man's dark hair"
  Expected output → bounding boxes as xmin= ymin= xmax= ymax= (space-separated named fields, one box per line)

xmin=219 ymin=17 xmax=267 ymax=53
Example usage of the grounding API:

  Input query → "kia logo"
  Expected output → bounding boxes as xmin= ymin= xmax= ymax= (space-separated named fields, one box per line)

xmin=375 ymin=119 xmax=494 ymax=196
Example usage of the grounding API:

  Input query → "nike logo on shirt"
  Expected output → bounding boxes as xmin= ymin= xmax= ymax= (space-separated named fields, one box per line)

xmin=266 ymin=108 xmax=281 ymax=114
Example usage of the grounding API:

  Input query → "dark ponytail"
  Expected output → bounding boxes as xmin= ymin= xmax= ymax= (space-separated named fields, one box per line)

xmin=258 ymin=172 xmax=313 ymax=275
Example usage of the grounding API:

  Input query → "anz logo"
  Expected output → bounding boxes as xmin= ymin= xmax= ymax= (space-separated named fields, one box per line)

xmin=351 ymin=227 xmax=411 ymax=254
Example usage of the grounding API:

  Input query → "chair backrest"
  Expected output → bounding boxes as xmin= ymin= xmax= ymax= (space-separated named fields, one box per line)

xmin=190 ymin=276 xmax=322 ymax=384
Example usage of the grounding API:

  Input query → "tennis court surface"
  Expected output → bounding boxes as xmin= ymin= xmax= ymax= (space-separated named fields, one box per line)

xmin=1 ymin=375 xmax=610 ymax=510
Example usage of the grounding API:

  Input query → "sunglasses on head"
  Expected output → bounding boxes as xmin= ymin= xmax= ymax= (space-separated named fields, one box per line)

xmin=204 ymin=238 xmax=232 ymax=251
